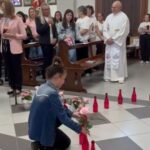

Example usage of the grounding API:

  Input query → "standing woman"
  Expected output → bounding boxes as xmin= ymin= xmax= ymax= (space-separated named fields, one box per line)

xmin=58 ymin=9 xmax=76 ymax=62
xmin=95 ymin=13 xmax=105 ymax=54
xmin=26 ymin=7 xmax=43 ymax=58
xmin=0 ymin=0 xmax=26 ymax=94
xmin=26 ymin=7 xmax=39 ymax=40
xmin=53 ymin=11 xmax=62 ymax=32
xmin=138 ymin=14 xmax=150 ymax=63
xmin=35 ymin=3 xmax=58 ymax=78
xmin=86 ymin=5 xmax=97 ymax=41
xmin=76 ymin=6 xmax=90 ymax=60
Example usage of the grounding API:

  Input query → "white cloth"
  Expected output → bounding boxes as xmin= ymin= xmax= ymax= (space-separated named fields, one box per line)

xmin=138 ymin=22 xmax=150 ymax=34
xmin=76 ymin=16 xmax=90 ymax=42
xmin=95 ymin=21 xmax=104 ymax=41
xmin=44 ymin=17 xmax=49 ymax=22
xmin=103 ymin=11 xmax=130 ymax=81
xmin=44 ymin=17 xmax=54 ymax=43
xmin=49 ymin=24 xmax=53 ymax=42
xmin=88 ymin=15 xmax=97 ymax=40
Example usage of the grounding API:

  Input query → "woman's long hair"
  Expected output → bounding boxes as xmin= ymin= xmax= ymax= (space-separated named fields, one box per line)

xmin=1 ymin=0 xmax=15 ymax=19
xmin=53 ymin=11 xmax=62 ymax=23
xmin=39 ymin=3 xmax=53 ymax=24
xmin=62 ymin=9 xmax=75 ymax=30
xmin=28 ymin=7 xmax=36 ymax=20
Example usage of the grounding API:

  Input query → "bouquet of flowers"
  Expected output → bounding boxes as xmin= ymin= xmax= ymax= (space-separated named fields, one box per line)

xmin=64 ymin=36 xmax=74 ymax=46
xmin=78 ymin=106 xmax=92 ymax=129
xmin=64 ymin=96 xmax=89 ymax=112
xmin=20 ymin=90 xmax=32 ymax=101
xmin=59 ymin=91 xmax=92 ymax=130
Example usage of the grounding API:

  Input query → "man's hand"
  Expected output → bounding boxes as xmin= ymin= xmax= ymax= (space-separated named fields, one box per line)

xmin=106 ymin=38 xmax=113 ymax=45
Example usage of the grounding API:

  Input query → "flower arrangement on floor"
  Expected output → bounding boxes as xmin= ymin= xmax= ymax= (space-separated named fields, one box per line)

xmin=20 ymin=90 xmax=32 ymax=109
xmin=59 ymin=91 xmax=92 ymax=130
xmin=20 ymin=90 xmax=32 ymax=101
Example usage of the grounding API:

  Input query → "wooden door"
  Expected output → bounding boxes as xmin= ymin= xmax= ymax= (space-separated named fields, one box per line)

xmin=95 ymin=0 xmax=148 ymax=35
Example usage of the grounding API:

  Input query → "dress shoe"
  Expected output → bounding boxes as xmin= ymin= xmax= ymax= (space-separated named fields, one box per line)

xmin=0 ymin=79 xmax=3 ymax=85
xmin=31 ymin=141 xmax=41 ymax=150
xmin=7 ymin=90 xmax=14 ymax=95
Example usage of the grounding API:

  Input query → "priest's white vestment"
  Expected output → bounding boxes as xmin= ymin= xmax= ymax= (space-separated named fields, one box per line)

xmin=103 ymin=11 xmax=130 ymax=81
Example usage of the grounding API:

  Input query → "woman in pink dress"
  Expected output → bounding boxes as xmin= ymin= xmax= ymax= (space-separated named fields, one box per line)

xmin=0 ymin=0 xmax=26 ymax=95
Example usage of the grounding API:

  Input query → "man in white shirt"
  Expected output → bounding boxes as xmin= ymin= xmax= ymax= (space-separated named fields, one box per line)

xmin=103 ymin=0 xmax=130 ymax=83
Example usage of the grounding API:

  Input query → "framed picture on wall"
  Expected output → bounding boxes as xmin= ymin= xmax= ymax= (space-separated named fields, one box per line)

xmin=11 ymin=0 xmax=22 ymax=6
xmin=24 ymin=0 xmax=32 ymax=6
xmin=47 ymin=0 xmax=57 ymax=5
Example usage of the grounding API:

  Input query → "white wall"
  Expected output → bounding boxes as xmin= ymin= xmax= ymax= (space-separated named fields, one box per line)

xmin=75 ymin=0 xmax=95 ymax=9
xmin=14 ymin=0 xmax=96 ymax=17
xmin=15 ymin=5 xmax=57 ymax=16
xmin=75 ymin=0 xmax=95 ymax=16
xmin=57 ymin=0 xmax=75 ymax=15
xmin=13 ymin=0 xmax=150 ymax=16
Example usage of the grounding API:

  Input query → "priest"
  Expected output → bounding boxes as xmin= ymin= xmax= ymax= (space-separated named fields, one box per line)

xmin=103 ymin=0 xmax=130 ymax=83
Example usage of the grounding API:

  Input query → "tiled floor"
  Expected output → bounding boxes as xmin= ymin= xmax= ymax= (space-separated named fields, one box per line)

xmin=0 ymin=60 xmax=150 ymax=150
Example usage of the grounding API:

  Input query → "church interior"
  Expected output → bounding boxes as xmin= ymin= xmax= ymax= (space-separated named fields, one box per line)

xmin=0 ymin=0 xmax=150 ymax=150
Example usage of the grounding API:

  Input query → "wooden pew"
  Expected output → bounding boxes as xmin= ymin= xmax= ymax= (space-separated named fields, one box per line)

xmin=22 ymin=42 xmax=43 ymax=86
xmin=59 ymin=40 xmax=104 ymax=92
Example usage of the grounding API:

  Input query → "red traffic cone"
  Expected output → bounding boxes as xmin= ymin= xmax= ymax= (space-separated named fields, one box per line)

xmin=91 ymin=140 xmax=95 ymax=150
xmin=81 ymin=134 xmax=89 ymax=150
xmin=104 ymin=93 xmax=109 ymax=109
xmin=93 ymin=96 xmax=98 ymax=113
xmin=131 ymin=87 xmax=137 ymax=103
xmin=79 ymin=133 xmax=84 ymax=145
xmin=118 ymin=89 xmax=123 ymax=105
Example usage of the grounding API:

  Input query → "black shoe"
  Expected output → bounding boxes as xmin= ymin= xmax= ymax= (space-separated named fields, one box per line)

xmin=7 ymin=90 xmax=14 ymax=95
xmin=31 ymin=141 xmax=41 ymax=150
xmin=5 ymin=77 xmax=8 ymax=82
xmin=0 ymin=79 xmax=3 ymax=85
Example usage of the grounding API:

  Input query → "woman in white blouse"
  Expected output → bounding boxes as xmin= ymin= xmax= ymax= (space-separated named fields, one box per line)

xmin=95 ymin=13 xmax=105 ymax=54
xmin=76 ymin=6 xmax=90 ymax=60
xmin=138 ymin=14 xmax=150 ymax=63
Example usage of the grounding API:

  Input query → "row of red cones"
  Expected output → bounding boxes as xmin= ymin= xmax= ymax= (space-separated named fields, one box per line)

xmin=93 ymin=87 xmax=137 ymax=112
xmin=79 ymin=87 xmax=137 ymax=150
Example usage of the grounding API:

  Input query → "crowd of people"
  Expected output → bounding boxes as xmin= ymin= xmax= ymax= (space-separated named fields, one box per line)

xmin=0 ymin=0 xmax=149 ymax=149
xmin=0 ymin=0 xmax=105 ymax=89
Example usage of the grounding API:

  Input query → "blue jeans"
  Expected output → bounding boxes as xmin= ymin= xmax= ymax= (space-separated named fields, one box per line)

xmin=69 ymin=48 xmax=76 ymax=63
xmin=29 ymin=46 xmax=43 ymax=59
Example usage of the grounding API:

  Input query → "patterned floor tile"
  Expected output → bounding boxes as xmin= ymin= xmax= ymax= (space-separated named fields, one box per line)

xmin=14 ymin=122 xmax=28 ymax=137
xmin=0 ymin=133 xmax=18 ymax=150
xmin=127 ymin=107 xmax=150 ymax=119
xmin=88 ymin=113 xmax=110 ymax=126
xmin=96 ymin=137 xmax=142 ymax=150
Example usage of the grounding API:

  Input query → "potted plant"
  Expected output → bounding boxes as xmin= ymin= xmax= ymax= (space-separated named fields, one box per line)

xmin=20 ymin=90 xmax=32 ymax=110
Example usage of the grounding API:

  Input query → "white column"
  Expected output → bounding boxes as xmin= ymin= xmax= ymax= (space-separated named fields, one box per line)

xmin=148 ymin=0 xmax=150 ymax=13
